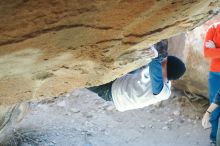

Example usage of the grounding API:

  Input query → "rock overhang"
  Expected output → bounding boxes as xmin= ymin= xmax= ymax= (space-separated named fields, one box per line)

xmin=0 ymin=0 xmax=220 ymax=106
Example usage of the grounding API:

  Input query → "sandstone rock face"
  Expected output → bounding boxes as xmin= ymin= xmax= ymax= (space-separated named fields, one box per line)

xmin=169 ymin=14 xmax=220 ymax=97
xmin=0 ymin=0 xmax=220 ymax=105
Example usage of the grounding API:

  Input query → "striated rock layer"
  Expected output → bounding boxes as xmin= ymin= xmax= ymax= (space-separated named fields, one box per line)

xmin=0 ymin=0 xmax=220 ymax=106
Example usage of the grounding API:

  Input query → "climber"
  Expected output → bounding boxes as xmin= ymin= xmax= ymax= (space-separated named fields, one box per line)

xmin=88 ymin=39 xmax=186 ymax=112
xmin=202 ymin=22 xmax=220 ymax=146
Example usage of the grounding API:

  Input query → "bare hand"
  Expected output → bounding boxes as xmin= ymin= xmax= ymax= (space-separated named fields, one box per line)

xmin=202 ymin=112 xmax=211 ymax=129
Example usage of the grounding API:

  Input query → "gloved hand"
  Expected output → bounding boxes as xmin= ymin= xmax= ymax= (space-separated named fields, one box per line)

xmin=202 ymin=112 xmax=211 ymax=129
xmin=153 ymin=39 xmax=168 ymax=59
xmin=205 ymin=40 xmax=216 ymax=49
xmin=150 ymin=45 xmax=158 ymax=58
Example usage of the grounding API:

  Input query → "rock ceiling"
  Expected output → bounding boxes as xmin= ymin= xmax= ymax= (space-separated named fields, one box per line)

xmin=0 ymin=0 xmax=220 ymax=105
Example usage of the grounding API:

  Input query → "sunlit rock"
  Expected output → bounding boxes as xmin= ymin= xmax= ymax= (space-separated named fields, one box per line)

xmin=0 ymin=0 xmax=220 ymax=106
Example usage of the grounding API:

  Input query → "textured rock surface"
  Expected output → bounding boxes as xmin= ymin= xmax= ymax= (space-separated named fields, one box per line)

xmin=0 ymin=0 xmax=220 ymax=106
xmin=169 ymin=14 xmax=220 ymax=98
xmin=0 ymin=89 xmax=210 ymax=146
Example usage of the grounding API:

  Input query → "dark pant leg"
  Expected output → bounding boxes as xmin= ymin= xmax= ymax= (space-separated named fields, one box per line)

xmin=217 ymin=120 xmax=220 ymax=146
xmin=209 ymin=72 xmax=220 ymax=141
xmin=88 ymin=81 xmax=114 ymax=101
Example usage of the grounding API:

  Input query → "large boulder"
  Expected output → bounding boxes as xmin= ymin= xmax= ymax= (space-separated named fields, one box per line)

xmin=169 ymin=14 xmax=220 ymax=98
xmin=0 ymin=0 xmax=220 ymax=106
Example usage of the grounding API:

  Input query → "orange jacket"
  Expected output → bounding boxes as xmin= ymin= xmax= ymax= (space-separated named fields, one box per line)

xmin=204 ymin=23 xmax=220 ymax=72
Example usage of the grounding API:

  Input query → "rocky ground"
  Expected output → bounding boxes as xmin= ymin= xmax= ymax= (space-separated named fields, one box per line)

xmin=0 ymin=88 xmax=210 ymax=146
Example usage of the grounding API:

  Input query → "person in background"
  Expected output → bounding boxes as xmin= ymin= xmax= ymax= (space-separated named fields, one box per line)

xmin=203 ymin=22 xmax=220 ymax=146
xmin=88 ymin=40 xmax=186 ymax=112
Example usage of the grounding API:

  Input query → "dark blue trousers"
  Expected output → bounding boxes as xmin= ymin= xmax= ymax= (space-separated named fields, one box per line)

xmin=209 ymin=72 xmax=220 ymax=141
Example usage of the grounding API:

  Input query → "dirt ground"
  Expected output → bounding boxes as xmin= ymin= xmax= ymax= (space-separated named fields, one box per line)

xmin=0 ymin=88 xmax=210 ymax=146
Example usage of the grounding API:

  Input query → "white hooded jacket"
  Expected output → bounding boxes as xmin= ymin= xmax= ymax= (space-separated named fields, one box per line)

xmin=111 ymin=66 xmax=171 ymax=112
